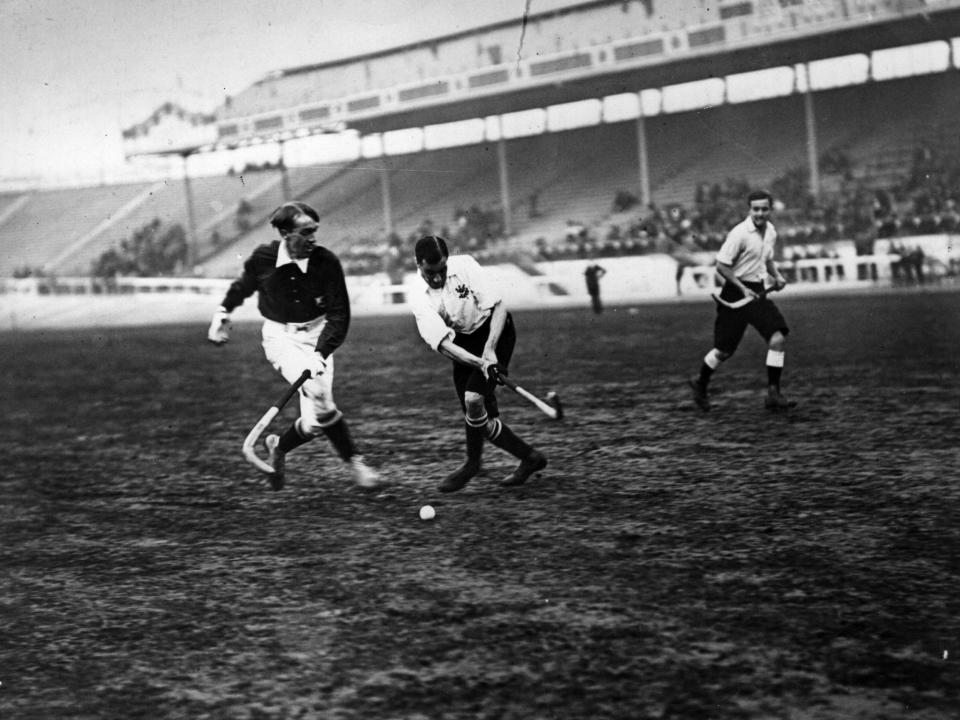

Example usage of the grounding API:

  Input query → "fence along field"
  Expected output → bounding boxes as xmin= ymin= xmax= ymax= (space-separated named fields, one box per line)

xmin=2 ymin=290 xmax=958 ymax=719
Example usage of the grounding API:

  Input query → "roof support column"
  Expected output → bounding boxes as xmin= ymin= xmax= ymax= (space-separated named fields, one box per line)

xmin=635 ymin=107 xmax=651 ymax=208
xmin=279 ymin=140 xmax=292 ymax=199
xmin=804 ymin=76 xmax=820 ymax=202
xmin=380 ymin=159 xmax=393 ymax=236
xmin=497 ymin=134 xmax=512 ymax=236
xmin=180 ymin=152 xmax=199 ymax=273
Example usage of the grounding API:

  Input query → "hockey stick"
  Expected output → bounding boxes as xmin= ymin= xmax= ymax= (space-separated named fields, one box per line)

xmin=712 ymin=285 xmax=780 ymax=309
xmin=242 ymin=369 xmax=311 ymax=473
xmin=491 ymin=367 xmax=564 ymax=420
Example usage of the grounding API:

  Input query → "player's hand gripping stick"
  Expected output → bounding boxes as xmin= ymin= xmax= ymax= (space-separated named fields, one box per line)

xmin=242 ymin=370 xmax=311 ymax=473
xmin=489 ymin=366 xmax=564 ymax=420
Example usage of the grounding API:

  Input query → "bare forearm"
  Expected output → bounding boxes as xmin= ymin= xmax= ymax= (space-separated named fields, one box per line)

xmin=438 ymin=338 xmax=483 ymax=369
xmin=483 ymin=302 xmax=507 ymax=355
xmin=766 ymin=259 xmax=786 ymax=286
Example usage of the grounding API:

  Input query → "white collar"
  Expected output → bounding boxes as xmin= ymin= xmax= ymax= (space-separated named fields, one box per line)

xmin=277 ymin=239 xmax=310 ymax=272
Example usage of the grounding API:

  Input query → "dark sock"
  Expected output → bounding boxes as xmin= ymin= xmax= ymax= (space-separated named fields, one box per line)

xmin=322 ymin=418 xmax=356 ymax=461
xmin=277 ymin=421 xmax=312 ymax=453
xmin=766 ymin=365 xmax=783 ymax=390
xmin=463 ymin=422 xmax=485 ymax=461
xmin=486 ymin=418 xmax=533 ymax=460
xmin=697 ymin=363 xmax=714 ymax=387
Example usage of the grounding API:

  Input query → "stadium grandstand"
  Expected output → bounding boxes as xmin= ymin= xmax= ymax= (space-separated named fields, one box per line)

xmin=2 ymin=0 xmax=959 ymax=307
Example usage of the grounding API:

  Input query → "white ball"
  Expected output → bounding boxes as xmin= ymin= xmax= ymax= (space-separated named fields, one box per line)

xmin=419 ymin=505 xmax=436 ymax=521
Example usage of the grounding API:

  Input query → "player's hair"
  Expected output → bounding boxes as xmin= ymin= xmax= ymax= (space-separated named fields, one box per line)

xmin=415 ymin=235 xmax=449 ymax=265
xmin=269 ymin=201 xmax=320 ymax=233
xmin=747 ymin=190 xmax=773 ymax=206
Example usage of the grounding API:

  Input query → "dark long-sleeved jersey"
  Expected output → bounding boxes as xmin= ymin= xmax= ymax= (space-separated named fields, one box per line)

xmin=220 ymin=241 xmax=350 ymax=358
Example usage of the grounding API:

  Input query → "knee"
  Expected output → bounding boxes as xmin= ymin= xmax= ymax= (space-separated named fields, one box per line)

xmin=299 ymin=408 xmax=341 ymax=436
xmin=463 ymin=391 xmax=486 ymax=419
xmin=301 ymin=378 xmax=326 ymax=401
xmin=768 ymin=332 xmax=787 ymax=352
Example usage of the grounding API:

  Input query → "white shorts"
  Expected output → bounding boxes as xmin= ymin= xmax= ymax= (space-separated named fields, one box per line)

xmin=261 ymin=317 xmax=338 ymax=432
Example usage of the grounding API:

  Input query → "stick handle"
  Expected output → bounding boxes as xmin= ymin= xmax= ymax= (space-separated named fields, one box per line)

xmin=495 ymin=371 xmax=519 ymax=392
xmin=274 ymin=369 xmax=312 ymax=408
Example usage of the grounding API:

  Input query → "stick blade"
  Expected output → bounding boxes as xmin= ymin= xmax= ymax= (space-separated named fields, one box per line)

xmin=242 ymin=411 xmax=278 ymax=474
xmin=242 ymin=435 xmax=276 ymax=475
xmin=546 ymin=391 xmax=564 ymax=421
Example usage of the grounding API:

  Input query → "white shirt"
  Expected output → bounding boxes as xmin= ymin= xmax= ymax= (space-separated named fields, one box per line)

xmin=410 ymin=254 xmax=502 ymax=350
xmin=715 ymin=216 xmax=777 ymax=283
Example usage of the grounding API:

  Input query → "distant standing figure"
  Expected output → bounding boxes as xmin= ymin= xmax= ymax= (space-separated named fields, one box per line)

xmin=688 ymin=190 xmax=794 ymax=412
xmin=669 ymin=231 xmax=700 ymax=296
xmin=584 ymin=262 xmax=607 ymax=314
xmin=909 ymin=246 xmax=926 ymax=285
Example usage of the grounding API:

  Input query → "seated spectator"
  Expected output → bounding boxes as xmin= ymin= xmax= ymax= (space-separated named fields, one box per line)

xmin=527 ymin=191 xmax=541 ymax=218
xmin=612 ymin=189 xmax=639 ymax=213
xmin=565 ymin=219 xmax=585 ymax=242
xmin=539 ymin=237 xmax=562 ymax=260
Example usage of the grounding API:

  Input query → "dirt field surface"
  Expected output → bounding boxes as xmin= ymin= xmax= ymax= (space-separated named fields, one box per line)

xmin=2 ymin=288 xmax=958 ymax=719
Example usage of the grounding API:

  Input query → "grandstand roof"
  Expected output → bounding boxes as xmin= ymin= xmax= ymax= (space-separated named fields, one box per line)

xmin=140 ymin=3 xmax=960 ymax=156
xmin=348 ymin=7 xmax=960 ymax=136
xmin=261 ymin=0 xmax=600 ymax=83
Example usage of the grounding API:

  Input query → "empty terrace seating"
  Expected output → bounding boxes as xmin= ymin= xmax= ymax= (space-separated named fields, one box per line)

xmin=199 ymin=162 xmax=361 ymax=276
xmin=0 ymin=182 xmax=155 ymax=277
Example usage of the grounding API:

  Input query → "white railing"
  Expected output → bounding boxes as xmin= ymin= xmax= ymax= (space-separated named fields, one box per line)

xmin=0 ymin=276 xmax=231 ymax=296
xmin=0 ymin=254 xmax=930 ymax=306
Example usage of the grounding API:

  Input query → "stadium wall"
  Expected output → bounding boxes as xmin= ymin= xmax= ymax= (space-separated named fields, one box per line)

xmin=3 ymin=241 xmax=952 ymax=331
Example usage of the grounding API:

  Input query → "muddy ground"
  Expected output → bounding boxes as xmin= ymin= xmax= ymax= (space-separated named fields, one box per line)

xmin=2 ymin=289 xmax=958 ymax=719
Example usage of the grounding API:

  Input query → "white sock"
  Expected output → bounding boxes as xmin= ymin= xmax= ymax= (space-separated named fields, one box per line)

xmin=704 ymin=349 xmax=723 ymax=369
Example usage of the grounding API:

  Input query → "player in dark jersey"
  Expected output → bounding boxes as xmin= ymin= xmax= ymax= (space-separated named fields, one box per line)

xmin=207 ymin=201 xmax=384 ymax=491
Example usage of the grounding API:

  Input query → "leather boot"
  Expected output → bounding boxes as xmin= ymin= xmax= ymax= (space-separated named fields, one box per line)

xmin=439 ymin=423 xmax=484 ymax=493
xmin=488 ymin=420 xmax=547 ymax=486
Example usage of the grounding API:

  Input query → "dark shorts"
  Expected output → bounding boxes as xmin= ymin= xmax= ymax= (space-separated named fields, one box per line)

xmin=452 ymin=312 xmax=516 ymax=417
xmin=714 ymin=281 xmax=789 ymax=354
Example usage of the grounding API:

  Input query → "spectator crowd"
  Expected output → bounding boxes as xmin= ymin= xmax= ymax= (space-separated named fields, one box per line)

xmin=8 ymin=139 xmax=960 ymax=284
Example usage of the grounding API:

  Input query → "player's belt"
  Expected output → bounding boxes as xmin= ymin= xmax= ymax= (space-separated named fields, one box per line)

xmin=287 ymin=316 xmax=324 ymax=333
xmin=264 ymin=316 xmax=325 ymax=333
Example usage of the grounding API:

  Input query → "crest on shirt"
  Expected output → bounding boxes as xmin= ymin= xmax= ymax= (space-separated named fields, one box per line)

xmin=455 ymin=283 xmax=470 ymax=298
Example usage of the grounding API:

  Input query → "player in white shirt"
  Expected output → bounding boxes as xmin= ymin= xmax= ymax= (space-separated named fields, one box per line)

xmin=689 ymin=190 xmax=795 ymax=412
xmin=410 ymin=236 xmax=547 ymax=492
